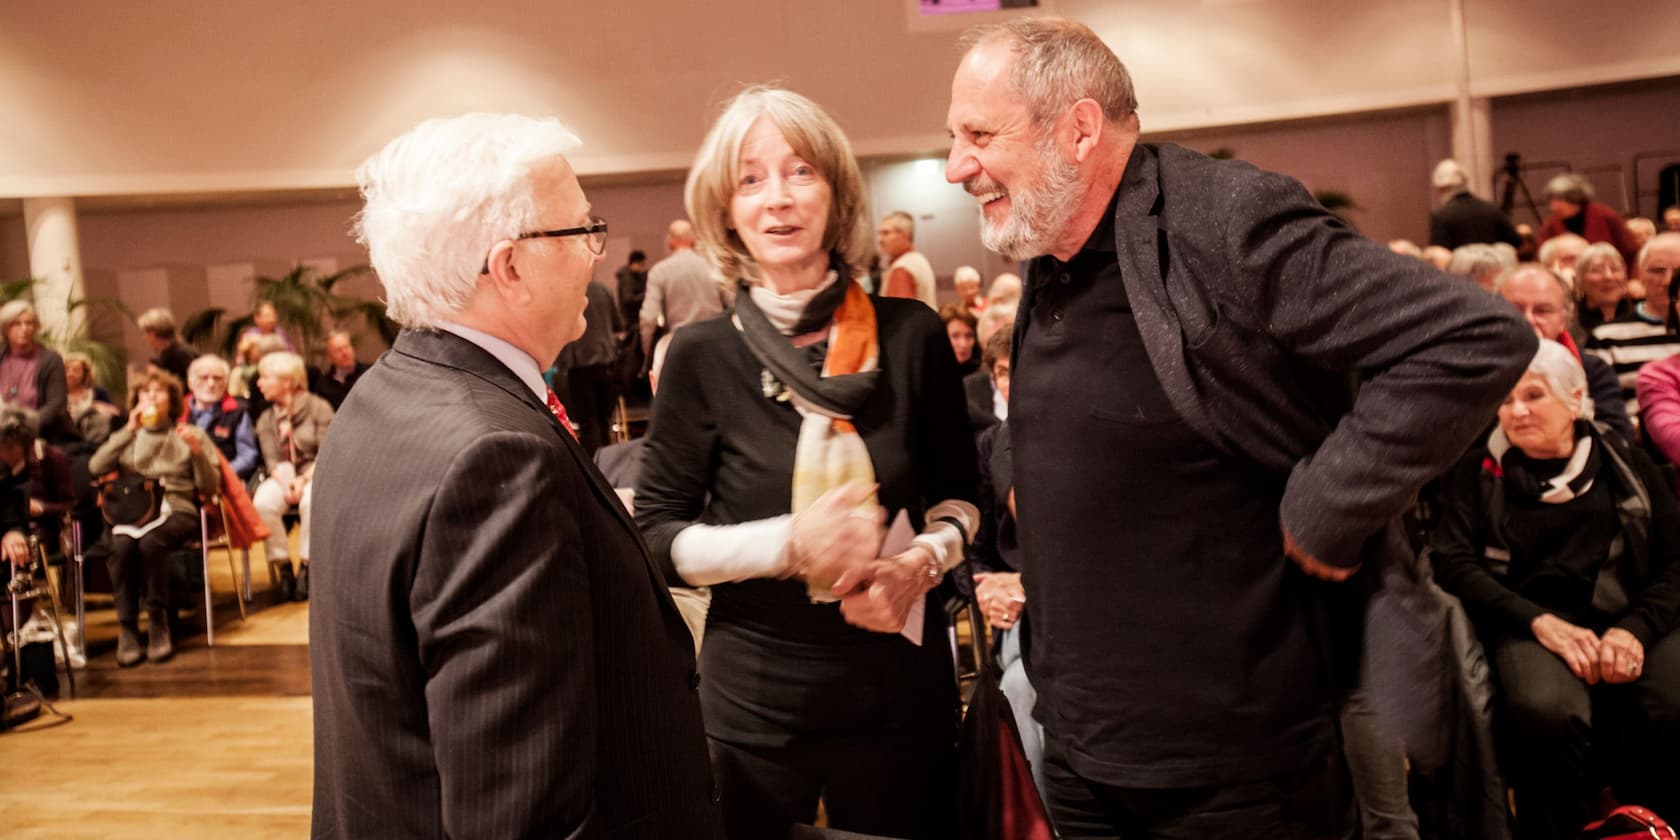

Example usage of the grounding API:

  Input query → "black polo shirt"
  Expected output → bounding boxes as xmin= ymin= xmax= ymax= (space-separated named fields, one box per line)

xmin=1012 ymin=197 xmax=1335 ymax=788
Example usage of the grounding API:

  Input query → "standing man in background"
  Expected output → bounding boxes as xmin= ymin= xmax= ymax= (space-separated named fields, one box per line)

xmin=640 ymin=219 xmax=729 ymax=363
xmin=878 ymin=209 xmax=939 ymax=309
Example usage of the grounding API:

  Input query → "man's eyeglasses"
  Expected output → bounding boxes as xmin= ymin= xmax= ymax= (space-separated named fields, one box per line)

xmin=480 ymin=216 xmax=609 ymax=274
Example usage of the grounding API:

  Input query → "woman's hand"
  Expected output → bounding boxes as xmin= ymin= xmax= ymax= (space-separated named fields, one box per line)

xmin=836 ymin=545 xmax=936 ymax=634
xmin=1598 ymin=627 xmax=1645 ymax=685
xmin=3 ymin=530 xmax=28 ymax=567
xmin=788 ymin=481 xmax=883 ymax=593
xmin=1532 ymin=613 xmax=1604 ymax=684
xmin=284 ymin=476 xmax=307 ymax=507
xmin=974 ymin=571 xmax=1026 ymax=630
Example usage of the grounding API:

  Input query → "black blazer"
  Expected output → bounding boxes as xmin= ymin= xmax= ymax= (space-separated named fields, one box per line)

xmin=309 ymin=329 xmax=722 ymax=840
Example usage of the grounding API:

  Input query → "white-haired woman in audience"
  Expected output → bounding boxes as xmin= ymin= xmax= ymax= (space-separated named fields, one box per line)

xmin=0 ymin=300 xmax=71 ymax=441
xmin=1575 ymin=243 xmax=1634 ymax=331
xmin=635 ymin=86 xmax=978 ymax=840
xmin=185 ymin=354 xmax=261 ymax=481
xmin=252 ymin=351 xmax=332 ymax=602
xmin=89 ymin=368 xmax=218 ymax=666
xmin=952 ymin=264 xmax=986 ymax=312
xmin=1434 ymin=339 xmax=1680 ymax=835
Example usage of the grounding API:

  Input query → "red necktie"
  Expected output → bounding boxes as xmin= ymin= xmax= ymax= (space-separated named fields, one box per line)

xmin=545 ymin=389 xmax=579 ymax=442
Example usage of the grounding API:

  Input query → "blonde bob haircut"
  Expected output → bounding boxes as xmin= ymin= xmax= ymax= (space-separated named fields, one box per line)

xmin=685 ymin=86 xmax=874 ymax=286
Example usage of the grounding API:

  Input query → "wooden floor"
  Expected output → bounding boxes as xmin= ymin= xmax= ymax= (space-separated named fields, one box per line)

xmin=2 ymin=543 xmax=314 ymax=838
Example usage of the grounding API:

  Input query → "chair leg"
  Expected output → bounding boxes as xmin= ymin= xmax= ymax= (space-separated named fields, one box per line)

xmin=215 ymin=501 xmax=246 ymax=621
xmin=201 ymin=509 xmax=214 ymax=648
xmin=240 ymin=549 xmax=252 ymax=604
xmin=72 ymin=519 xmax=85 ymax=657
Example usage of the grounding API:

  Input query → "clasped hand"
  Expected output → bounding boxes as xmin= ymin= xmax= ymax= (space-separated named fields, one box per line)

xmin=1531 ymin=613 xmax=1645 ymax=685
xmin=787 ymin=481 xmax=935 ymax=634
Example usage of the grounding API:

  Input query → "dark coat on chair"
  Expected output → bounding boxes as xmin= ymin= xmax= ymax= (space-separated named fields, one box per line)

xmin=308 ymin=328 xmax=722 ymax=840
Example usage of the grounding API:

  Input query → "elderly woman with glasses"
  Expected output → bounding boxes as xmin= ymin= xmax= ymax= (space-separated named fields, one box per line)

xmin=1434 ymin=339 xmax=1680 ymax=835
xmin=252 ymin=351 xmax=333 ymax=602
xmin=635 ymin=87 xmax=979 ymax=840
xmin=186 ymin=354 xmax=261 ymax=481
xmin=0 ymin=300 xmax=71 ymax=441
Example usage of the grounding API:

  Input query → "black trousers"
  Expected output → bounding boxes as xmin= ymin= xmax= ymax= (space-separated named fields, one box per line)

xmin=1041 ymin=734 xmax=1353 ymax=839
xmin=1489 ymin=632 xmax=1680 ymax=840
xmin=708 ymin=733 xmax=957 ymax=840
xmin=106 ymin=511 xmax=197 ymax=626
xmin=565 ymin=363 xmax=616 ymax=455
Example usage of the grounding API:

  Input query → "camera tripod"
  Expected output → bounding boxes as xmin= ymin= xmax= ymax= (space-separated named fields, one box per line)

xmin=1496 ymin=152 xmax=1544 ymax=225
xmin=7 ymin=532 xmax=77 ymax=700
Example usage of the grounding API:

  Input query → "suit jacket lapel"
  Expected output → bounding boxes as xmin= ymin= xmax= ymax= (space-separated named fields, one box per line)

xmin=390 ymin=330 xmax=680 ymax=613
xmin=1111 ymin=145 xmax=1222 ymax=449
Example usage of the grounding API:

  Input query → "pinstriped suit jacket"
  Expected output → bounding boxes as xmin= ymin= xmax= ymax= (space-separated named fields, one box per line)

xmin=309 ymin=329 xmax=723 ymax=839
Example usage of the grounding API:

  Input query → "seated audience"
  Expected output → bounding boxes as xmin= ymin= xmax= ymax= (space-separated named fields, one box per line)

xmin=965 ymin=328 xmax=1010 ymax=435
xmin=1434 ymin=340 xmax=1680 ymax=835
xmin=1666 ymin=206 xmax=1680 ymax=234
xmin=940 ymin=303 xmax=980 ymax=379
xmin=987 ymin=272 xmax=1023 ymax=309
xmin=253 ymin=351 xmax=332 ymax=602
xmin=1629 ymin=217 xmax=1658 ymax=254
xmin=1638 ymin=353 xmax=1680 ymax=473
xmin=1424 ymin=244 xmax=1453 ymax=271
xmin=232 ymin=333 xmax=286 ymax=423
xmin=1539 ymin=232 xmax=1590 ymax=286
xmin=1388 ymin=239 xmax=1423 ymax=259
xmin=0 ymin=404 xmax=74 ymax=558
xmin=63 ymin=351 xmax=121 ymax=448
xmin=307 ymin=330 xmax=368 ymax=412
xmin=1497 ymin=264 xmax=1632 ymax=442
xmin=1575 ymin=243 xmax=1634 ymax=330
xmin=1447 ymin=243 xmax=1512 ymax=291
xmin=239 ymin=300 xmax=295 ymax=353
xmin=1538 ymin=173 xmax=1641 ymax=266
xmin=953 ymin=265 xmax=986 ymax=312
xmin=975 ymin=298 xmax=1017 ymax=349
xmin=0 ymin=300 xmax=70 ymax=441
xmin=1587 ymin=234 xmax=1680 ymax=417
xmin=89 ymin=369 xmax=218 ymax=666
xmin=185 ymin=354 xmax=261 ymax=481
xmin=137 ymin=306 xmax=198 ymax=385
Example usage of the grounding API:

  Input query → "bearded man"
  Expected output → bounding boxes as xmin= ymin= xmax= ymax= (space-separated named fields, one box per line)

xmin=945 ymin=17 xmax=1534 ymax=838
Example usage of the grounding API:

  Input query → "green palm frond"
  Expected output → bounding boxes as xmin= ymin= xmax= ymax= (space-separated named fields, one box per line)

xmin=0 ymin=278 xmax=38 ymax=303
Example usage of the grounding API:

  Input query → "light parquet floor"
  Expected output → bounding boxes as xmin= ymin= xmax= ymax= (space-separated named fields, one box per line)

xmin=1 ymin=542 xmax=315 ymax=837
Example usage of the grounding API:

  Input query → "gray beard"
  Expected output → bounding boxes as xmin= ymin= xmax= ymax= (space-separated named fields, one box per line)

xmin=979 ymin=146 xmax=1083 ymax=262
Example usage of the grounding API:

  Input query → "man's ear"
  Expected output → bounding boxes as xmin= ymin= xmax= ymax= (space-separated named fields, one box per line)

xmin=482 ymin=240 xmax=530 ymax=304
xmin=1066 ymin=99 xmax=1107 ymax=164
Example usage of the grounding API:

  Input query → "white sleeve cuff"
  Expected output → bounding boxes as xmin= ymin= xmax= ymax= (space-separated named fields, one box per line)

xmin=670 ymin=515 xmax=794 ymax=586
xmin=910 ymin=499 xmax=981 ymax=572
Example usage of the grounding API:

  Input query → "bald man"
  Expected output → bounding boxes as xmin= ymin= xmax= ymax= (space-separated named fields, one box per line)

xmin=639 ymin=219 xmax=731 ymax=357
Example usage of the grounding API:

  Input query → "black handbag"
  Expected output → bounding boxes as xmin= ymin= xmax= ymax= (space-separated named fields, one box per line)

xmin=958 ymin=650 xmax=1053 ymax=840
xmin=94 ymin=470 xmax=161 ymax=527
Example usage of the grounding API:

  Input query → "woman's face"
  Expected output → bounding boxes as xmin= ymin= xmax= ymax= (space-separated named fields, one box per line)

xmin=64 ymin=362 xmax=87 ymax=390
xmin=1550 ymin=198 xmax=1583 ymax=221
xmin=6 ymin=312 xmax=37 ymax=350
xmin=256 ymin=367 xmax=292 ymax=401
xmin=190 ymin=367 xmax=228 ymax=403
xmin=1580 ymin=259 xmax=1627 ymax=309
xmin=946 ymin=318 xmax=976 ymax=364
xmin=136 ymin=382 xmax=171 ymax=424
xmin=1498 ymin=372 xmax=1579 ymax=457
xmin=253 ymin=304 xmax=278 ymax=332
xmin=729 ymin=117 xmax=832 ymax=281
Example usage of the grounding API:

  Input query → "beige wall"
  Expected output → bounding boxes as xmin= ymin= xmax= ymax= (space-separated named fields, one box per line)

xmin=4 ymin=0 xmax=1680 ymax=197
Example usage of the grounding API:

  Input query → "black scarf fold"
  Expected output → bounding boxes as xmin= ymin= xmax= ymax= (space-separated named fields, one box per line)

xmin=1497 ymin=419 xmax=1601 ymax=504
xmin=731 ymin=255 xmax=878 ymax=419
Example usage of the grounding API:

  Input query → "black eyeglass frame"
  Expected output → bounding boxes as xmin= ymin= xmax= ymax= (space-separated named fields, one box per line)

xmin=479 ymin=216 xmax=609 ymax=274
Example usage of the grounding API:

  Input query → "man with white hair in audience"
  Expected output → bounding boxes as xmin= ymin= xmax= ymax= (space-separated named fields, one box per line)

xmin=945 ymin=17 xmax=1531 ymax=836
xmin=1496 ymin=263 xmax=1632 ymax=441
xmin=878 ymin=209 xmax=939 ymax=308
xmin=1587 ymin=233 xmax=1680 ymax=420
xmin=1539 ymin=232 xmax=1590 ymax=286
xmin=953 ymin=264 xmax=987 ymax=312
xmin=1428 ymin=158 xmax=1520 ymax=250
xmin=309 ymin=113 xmax=722 ymax=839
xmin=185 ymin=353 xmax=261 ymax=480
xmin=1447 ymin=242 xmax=1515 ymax=291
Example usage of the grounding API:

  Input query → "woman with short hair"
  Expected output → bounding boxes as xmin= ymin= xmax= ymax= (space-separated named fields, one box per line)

xmin=1434 ymin=340 xmax=1680 ymax=835
xmin=1575 ymin=243 xmax=1634 ymax=331
xmin=635 ymin=87 xmax=978 ymax=839
xmin=939 ymin=302 xmax=980 ymax=379
xmin=0 ymin=300 xmax=70 ymax=441
xmin=252 ymin=351 xmax=332 ymax=601
xmin=89 ymin=369 xmax=218 ymax=666
xmin=1538 ymin=173 xmax=1641 ymax=267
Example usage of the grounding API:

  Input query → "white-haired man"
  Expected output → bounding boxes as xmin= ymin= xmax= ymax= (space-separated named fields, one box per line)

xmin=1428 ymin=158 xmax=1520 ymax=250
xmin=309 ymin=114 xmax=722 ymax=839
xmin=1496 ymin=263 xmax=1632 ymax=441
xmin=945 ymin=18 xmax=1533 ymax=836
xmin=878 ymin=209 xmax=939 ymax=308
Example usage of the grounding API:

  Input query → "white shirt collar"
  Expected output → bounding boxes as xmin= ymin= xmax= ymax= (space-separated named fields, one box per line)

xmin=436 ymin=322 xmax=548 ymax=403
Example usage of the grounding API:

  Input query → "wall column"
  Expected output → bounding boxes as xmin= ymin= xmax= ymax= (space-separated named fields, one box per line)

xmin=23 ymin=196 xmax=87 ymax=339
